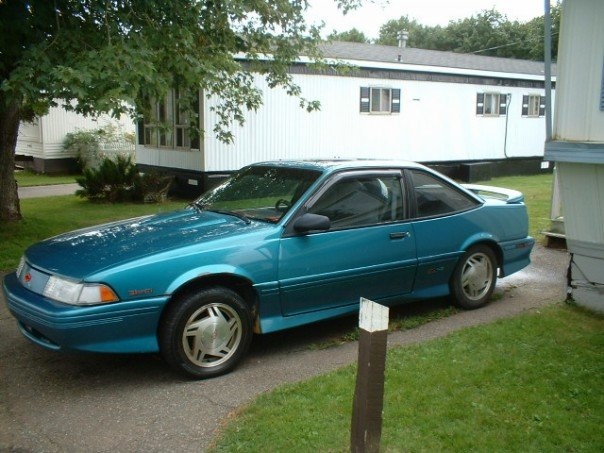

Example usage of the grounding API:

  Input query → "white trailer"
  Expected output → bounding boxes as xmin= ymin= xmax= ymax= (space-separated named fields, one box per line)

xmin=136 ymin=42 xmax=556 ymax=193
xmin=16 ymin=105 xmax=133 ymax=173
xmin=544 ymin=0 xmax=604 ymax=313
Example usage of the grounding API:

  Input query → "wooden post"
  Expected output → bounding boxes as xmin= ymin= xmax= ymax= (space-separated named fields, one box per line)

xmin=350 ymin=298 xmax=389 ymax=453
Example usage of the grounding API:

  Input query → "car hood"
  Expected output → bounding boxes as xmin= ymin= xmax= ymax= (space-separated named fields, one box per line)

xmin=25 ymin=209 xmax=269 ymax=279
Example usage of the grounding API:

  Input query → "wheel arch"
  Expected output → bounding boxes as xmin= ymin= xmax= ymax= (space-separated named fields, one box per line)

xmin=160 ymin=273 xmax=259 ymax=331
xmin=460 ymin=237 xmax=504 ymax=275
xmin=450 ymin=240 xmax=501 ymax=309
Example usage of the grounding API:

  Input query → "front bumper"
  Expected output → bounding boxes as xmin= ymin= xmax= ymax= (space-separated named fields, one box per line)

xmin=3 ymin=273 xmax=168 ymax=353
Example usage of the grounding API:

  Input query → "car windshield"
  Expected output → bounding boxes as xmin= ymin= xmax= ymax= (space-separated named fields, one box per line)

xmin=193 ymin=165 xmax=322 ymax=223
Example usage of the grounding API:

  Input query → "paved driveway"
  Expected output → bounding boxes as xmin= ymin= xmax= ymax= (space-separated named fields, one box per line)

xmin=0 ymin=246 xmax=568 ymax=452
xmin=18 ymin=183 xmax=80 ymax=199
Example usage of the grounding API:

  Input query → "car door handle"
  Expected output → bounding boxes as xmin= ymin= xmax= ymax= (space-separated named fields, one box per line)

xmin=389 ymin=231 xmax=410 ymax=240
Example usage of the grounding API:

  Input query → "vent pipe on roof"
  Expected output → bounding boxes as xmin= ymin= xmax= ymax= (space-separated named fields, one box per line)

xmin=397 ymin=30 xmax=409 ymax=48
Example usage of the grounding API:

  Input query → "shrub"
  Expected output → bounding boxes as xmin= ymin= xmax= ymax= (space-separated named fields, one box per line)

xmin=76 ymin=155 xmax=172 ymax=203
xmin=63 ymin=125 xmax=135 ymax=171
xmin=63 ymin=129 xmax=103 ymax=170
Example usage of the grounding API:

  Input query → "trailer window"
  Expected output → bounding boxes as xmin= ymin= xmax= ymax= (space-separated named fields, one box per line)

xmin=522 ymin=95 xmax=546 ymax=117
xmin=476 ymin=93 xmax=508 ymax=116
xmin=360 ymin=87 xmax=401 ymax=114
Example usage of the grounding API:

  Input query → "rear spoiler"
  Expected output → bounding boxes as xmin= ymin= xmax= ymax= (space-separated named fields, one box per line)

xmin=462 ymin=184 xmax=525 ymax=204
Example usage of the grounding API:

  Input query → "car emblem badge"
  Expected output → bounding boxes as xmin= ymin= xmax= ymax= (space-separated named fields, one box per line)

xmin=24 ymin=273 xmax=32 ymax=284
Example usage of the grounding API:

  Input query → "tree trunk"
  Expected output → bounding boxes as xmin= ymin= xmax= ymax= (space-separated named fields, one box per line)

xmin=0 ymin=98 xmax=22 ymax=221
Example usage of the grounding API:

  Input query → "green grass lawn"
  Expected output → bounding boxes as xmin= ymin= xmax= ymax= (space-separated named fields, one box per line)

xmin=0 ymin=196 xmax=187 ymax=270
xmin=211 ymin=304 xmax=604 ymax=452
xmin=15 ymin=169 xmax=78 ymax=187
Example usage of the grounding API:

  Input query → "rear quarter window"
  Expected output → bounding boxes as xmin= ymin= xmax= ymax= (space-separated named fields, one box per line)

xmin=409 ymin=170 xmax=480 ymax=218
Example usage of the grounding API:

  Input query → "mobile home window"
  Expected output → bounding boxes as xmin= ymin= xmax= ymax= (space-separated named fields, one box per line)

xmin=476 ymin=93 xmax=507 ymax=116
xmin=360 ymin=87 xmax=401 ymax=114
xmin=522 ymin=95 xmax=545 ymax=117
xmin=140 ymin=89 xmax=196 ymax=149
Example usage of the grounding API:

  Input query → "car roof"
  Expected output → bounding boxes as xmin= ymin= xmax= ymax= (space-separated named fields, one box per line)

xmin=247 ymin=159 xmax=485 ymax=205
xmin=250 ymin=159 xmax=429 ymax=173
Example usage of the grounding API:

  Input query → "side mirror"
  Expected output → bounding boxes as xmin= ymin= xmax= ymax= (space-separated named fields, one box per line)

xmin=293 ymin=213 xmax=331 ymax=234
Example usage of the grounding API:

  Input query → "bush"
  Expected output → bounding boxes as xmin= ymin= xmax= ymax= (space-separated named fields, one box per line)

xmin=76 ymin=155 xmax=172 ymax=203
xmin=63 ymin=125 xmax=135 ymax=171
xmin=63 ymin=129 xmax=102 ymax=170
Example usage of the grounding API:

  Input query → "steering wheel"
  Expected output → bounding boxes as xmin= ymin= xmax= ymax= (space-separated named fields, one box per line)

xmin=275 ymin=198 xmax=291 ymax=212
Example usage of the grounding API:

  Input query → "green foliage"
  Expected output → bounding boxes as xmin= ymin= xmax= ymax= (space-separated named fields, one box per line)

xmin=327 ymin=28 xmax=370 ymax=43
xmin=62 ymin=129 xmax=102 ymax=167
xmin=376 ymin=4 xmax=562 ymax=60
xmin=76 ymin=155 xmax=138 ymax=202
xmin=75 ymin=155 xmax=172 ymax=203
xmin=0 ymin=0 xmax=359 ymax=220
xmin=1 ymin=0 xmax=360 ymax=137
xmin=377 ymin=15 xmax=446 ymax=49
xmin=212 ymin=305 xmax=604 ymax=452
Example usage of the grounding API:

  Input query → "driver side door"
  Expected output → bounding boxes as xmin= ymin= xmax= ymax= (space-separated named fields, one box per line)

xmin=278 ymin=170 xmax=417 ymax=316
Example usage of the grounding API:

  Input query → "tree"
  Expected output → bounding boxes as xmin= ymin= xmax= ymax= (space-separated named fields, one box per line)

xmin=376 ymin=16 xmax=442 ymax=48
xmin=522 ymin=4 xmax=561 ymax=61
xmin=328 ymin=28 xmax=370 ymax=44
xmin=376 ymin=5 xmax=561 ymax=61
xmin=0 ymin=0 xmax=359 ymax=221
xmin=443 ymin=9 xmax=515 ymax=56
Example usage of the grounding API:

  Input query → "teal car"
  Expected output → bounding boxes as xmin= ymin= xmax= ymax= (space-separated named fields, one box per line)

xmin=3 ymin=160 xmax=534 ymax=378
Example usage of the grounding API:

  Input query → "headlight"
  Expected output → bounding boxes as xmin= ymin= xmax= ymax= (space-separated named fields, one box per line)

xmin=43 ymin=276 xmax=119 ymax=305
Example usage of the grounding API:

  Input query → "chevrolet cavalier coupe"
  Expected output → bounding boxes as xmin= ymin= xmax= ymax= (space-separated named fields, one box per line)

xmin=3 ymin=160 xmax=534 ymax=378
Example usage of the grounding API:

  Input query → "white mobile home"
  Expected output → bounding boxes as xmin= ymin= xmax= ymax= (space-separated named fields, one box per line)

xmin=16 ymin=105 xmax=134 ymax=173
xmin=544 ymin=0 xmax=604 ymax=313
xmin=136 ymin=42 xmax=556 ymax=194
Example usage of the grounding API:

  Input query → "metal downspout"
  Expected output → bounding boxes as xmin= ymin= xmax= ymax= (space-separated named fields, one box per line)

xmin=503 ymin=93 xmax=511 ymax=158
xmin=544 ymin=0 xmax=553 ymax=141
xmin=543 ymin=0 xmax=564 ymax=243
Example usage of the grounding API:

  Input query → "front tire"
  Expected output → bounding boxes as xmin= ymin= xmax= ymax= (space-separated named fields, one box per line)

xmin=159 ymin=287 xmax=253 ymax=379
xmin=451 ymin=245 xmax=497 ymax=309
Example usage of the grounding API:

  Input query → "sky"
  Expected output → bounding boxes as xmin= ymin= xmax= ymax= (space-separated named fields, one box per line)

xmin=306 ymin=0 xmax=550 ymax=40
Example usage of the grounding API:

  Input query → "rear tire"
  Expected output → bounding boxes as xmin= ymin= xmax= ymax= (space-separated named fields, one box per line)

xmin=159 ymin=287 xmax=252 ymax=379
xmin=451 ymin=245 xmax=497 ymax=309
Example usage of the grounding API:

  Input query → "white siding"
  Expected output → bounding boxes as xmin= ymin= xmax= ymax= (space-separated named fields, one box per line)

xmin=548 ymin=0 xmax=604 ymax=312
xmin=16 ymin=105 xmax=134 ymax=160
xmin=559 ymin=163 xmax=604 ymax=244
xmin=554 ymin=0 xmax=604 ymax=142
xmin=15 ymin=120 xmax=43 ymax=157
xmin=201 ymin=72 xmax=549 ymax=172
xmin=137 ymin=145 xmax=204 ymax=171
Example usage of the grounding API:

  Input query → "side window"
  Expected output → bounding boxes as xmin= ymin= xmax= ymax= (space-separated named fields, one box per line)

xmin=522 ymin=95 xmax=546 ymax=117
xmin=410 ymin=170 xmax=479 ymax=218
xmin=360 ymin=87 xmax=401 ymax=114
xmin=139 ymin=88 xmax=199 ymax=149
xmin=308 ymin=174 xmax=403 ymax=229
xmin=476 ymin=92 xmax=507 ymax=116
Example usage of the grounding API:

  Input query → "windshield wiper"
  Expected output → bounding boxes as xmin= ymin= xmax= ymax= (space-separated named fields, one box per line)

xmin=210 ymin=209 xmax=252 ymax=224
xmin=189 ymin=202 xmax=251 ymax=224
xmin=188 ymin=201 xmax=207 ymax=213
